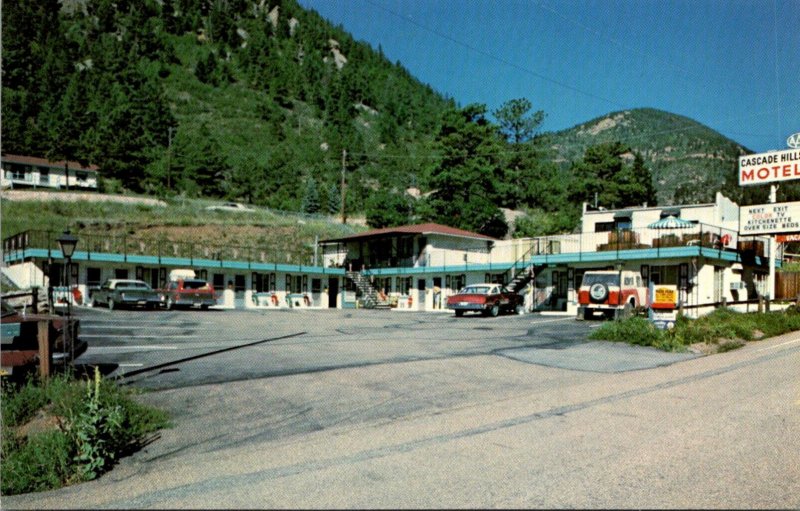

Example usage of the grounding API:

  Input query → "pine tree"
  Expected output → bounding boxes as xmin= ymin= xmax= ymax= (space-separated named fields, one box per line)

xmin=301 ymin=177 xmax=321 ymax=213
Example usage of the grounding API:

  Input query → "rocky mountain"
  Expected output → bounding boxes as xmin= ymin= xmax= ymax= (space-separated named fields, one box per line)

xmin=538 ymin=108 xmax=753 ymax=206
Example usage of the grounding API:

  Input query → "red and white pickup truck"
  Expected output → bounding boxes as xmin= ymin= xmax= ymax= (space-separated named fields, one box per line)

xmin=162 ymin=270 xmax=217 ymax=310
xmin=577 ymin=270 xmax=648 ymax=320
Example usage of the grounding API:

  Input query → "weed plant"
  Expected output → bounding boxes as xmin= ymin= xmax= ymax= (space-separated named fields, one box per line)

xmin=589 ymin=306 xmax=800 ymax=353
xmin=1 ymin=369 xmax=169 ymax=495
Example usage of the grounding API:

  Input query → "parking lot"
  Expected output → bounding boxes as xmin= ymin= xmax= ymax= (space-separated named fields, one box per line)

xmin=74 ymin=307 xmax=695 ymax=390
xmin=6 ymin=306 xmax=798 ymax=508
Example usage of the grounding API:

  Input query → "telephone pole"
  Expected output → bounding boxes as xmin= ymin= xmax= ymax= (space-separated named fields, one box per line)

xmin=341 ymin=149 xmax=347 ymax=224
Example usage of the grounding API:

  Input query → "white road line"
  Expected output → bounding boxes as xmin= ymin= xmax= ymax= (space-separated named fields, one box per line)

xmin=531 ymin=317 xmax=575 ymax=324
xmin=82 ymin=325 xmax=188 ymax=330
xmin=756 ymin=337 xmax=800 ymax=352
xmin=81 ymin=335 xmax=203 ymax=339
xmin=117 ymin=363 xmax=144 ymax=367
xmin=87 ymin=346 xmax=178 ymax=351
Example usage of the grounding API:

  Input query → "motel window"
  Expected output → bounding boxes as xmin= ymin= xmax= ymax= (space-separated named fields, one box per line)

xmin=86 ymin=267 xmax=102 ymax=288
xmin=312 ymin=278 xmax=322 ymax=293
xmin=213 ymin=273 xmax=225 ymax=289
xmin=485 ymin=273 xmax=505 ymax=285
xmin=595 ymin=222 xmax=614 ymax=233
xmin=114 ymin=268 xmax=128 ymax=279
xmin=234 ymin=275 xmax=246 ymax=292
xmin=396 ymin=276 xmax=411 ymax=294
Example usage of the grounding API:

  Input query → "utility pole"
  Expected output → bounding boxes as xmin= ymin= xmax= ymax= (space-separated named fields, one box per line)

xmin=341 ymin=148 xmax=347 ymax=224
xmin=167 ymin=127 xmax=174 ymax=191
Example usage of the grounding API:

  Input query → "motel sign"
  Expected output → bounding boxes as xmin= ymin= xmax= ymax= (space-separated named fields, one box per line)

xmin=739 ymin=148 xmax=800 ymax=186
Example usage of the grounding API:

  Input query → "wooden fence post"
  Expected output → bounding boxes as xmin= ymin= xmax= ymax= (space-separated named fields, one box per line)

xmin=37 ymin=320 xmax=51 ymax=379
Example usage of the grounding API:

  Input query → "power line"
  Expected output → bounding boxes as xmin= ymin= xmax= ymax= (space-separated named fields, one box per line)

xmin=361 ymin=0 xmax=627 ymax=110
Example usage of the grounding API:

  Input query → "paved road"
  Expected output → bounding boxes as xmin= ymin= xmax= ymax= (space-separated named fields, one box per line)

xmin=5 ymin=308 xmax=799 ymax=508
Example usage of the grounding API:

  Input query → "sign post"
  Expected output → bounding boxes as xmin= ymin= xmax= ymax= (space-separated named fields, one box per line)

xmin=649 ymin=283 xmax=679 ymax=330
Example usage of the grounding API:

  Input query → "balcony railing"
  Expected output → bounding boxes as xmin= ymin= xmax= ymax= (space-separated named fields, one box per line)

xmin=330 ymin=223 xmax=774 ymax=272
xmin=2 ymin=229 xmax=309 ymax=266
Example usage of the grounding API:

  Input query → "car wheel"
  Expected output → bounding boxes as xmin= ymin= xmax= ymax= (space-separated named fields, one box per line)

xmin=489 ymin=303 xmax=500 ymax=317
xmin=201 ymin=304 xmax=209 ymax=311
xmin=108 ymin=298 xmax=115 ymax=311
xmin=515 ymin=303 xmax=525 ymax=315
xmin=455 ymin=310 xmax=464 ymax=317
xmin=583 ymin=308 xmax=594 ymax=321
xmin=91 ymin=297 xmax=98 ymax=308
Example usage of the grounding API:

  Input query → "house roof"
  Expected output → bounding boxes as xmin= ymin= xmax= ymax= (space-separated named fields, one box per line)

xmin=321 ymin=222 xmax=497 ymax=244
xmin=1 ymin=154 xmax=99 ymax=172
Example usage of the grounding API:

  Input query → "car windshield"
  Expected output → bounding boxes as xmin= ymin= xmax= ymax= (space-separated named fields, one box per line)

xmin=581 ymin=274 xmax=620 ymax=286
xmin=460 ymin=286 xmax=493 ymax=295
xmin=183 ymin=280 xmax=208 ymax=290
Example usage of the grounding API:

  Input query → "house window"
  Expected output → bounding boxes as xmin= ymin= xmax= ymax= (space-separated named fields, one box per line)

xmin=39 ymin=168 xmax=50 ymax=185
xmin=75 ymin=171 xmax=89 ymax=182
xmin=8 ymin=165 xmax=26 ymax=181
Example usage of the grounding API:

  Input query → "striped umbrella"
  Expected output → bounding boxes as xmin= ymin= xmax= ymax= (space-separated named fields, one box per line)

xmin=647 ymin=215 xmax=694 ymax=229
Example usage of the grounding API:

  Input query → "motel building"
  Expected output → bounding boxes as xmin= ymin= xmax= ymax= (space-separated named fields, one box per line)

xmin=1 ymin=192 xmax=778 ymax=316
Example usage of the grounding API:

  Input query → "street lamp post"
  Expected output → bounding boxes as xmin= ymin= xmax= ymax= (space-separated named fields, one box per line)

xmin=58 ymin=231 xmax=79 ymax=366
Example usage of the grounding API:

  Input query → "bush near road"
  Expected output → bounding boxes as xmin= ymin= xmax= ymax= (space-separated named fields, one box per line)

xmin=1 ymin=369 xmax=169 ymax=495
xmin=590 ymin=307 xmax=800 ymax=353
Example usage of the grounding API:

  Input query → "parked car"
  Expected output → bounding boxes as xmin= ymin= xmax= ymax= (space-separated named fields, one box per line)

xmin=204 ymin=202 xmax=255 ymax=213
xmin=447 ymin=283 xmax=525 ymax=317
xmin=1 ymin=299 xmax=86 ymax=379
xmin=577 ymin=270 xmax=648 ymax=320
xmin=90 ymin=279 xmax=165 ymax=310
xmin=162 ymin=277 xmax=216 ymax=310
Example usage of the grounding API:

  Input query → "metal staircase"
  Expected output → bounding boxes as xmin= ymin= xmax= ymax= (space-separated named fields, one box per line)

xmin=345 ymin=271 xmax=385 ymax=309
xmin=501 ymin=242 xmax=546 ymax=294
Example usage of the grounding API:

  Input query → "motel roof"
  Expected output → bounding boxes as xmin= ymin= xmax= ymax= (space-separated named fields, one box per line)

xmin=321 ymin=222 xmax=497 ymax=244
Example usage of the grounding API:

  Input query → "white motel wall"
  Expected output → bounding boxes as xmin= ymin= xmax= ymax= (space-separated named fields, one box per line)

xmin=2 ymin=193 xmax=778 ymax=316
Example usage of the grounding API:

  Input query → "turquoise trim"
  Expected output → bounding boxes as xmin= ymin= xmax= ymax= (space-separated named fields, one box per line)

xmin=3 ymin=245 xmax=772 ymax=275
xmin=3 ymin=248 xmax=344 ymax=275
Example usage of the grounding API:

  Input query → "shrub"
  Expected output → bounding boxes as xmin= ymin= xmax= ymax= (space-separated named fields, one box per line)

xmin=590 ymin=306 xmax=800 ymax=353
xmin=0 ymin=369 xmax=169 ymax=495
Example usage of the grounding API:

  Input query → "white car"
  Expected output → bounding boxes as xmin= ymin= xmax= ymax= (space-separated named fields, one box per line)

xmin=204 ymin=202 xmax=255 ymax=213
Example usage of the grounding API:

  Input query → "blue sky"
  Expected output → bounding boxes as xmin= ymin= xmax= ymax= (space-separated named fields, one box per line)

xmin=297 ymin=0 xmax=799 ymax=153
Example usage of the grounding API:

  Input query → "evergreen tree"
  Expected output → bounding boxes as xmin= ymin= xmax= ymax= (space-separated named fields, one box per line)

xmin=421 ymin=104 xmax=508 ymax=238
xmin=493 ymin=98 xmax=545 ymax=144
xmin=365 ymin=188 xmax=413 ymax=228
xmin=301 ymin=177 xmax=321 ymax=213
xmin=326 ymin=183 xmax=341 ymax=215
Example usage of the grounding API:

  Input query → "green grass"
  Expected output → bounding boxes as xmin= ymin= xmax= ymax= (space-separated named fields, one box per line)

xmin=1 ymin=370 xmax=169 ymax=495
xmin=1 ymin=196 xmax=364 ymax=263
xmin=589 ymin=306 xmax=800 ymax=352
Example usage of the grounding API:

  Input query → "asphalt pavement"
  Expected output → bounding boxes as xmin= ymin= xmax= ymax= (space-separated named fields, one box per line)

xmin=4 ymin=307 xmax=798 ymax=508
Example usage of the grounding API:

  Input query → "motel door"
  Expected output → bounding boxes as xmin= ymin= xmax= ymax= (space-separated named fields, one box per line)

xmin=328 ymin=277 xmax=339 ymax=308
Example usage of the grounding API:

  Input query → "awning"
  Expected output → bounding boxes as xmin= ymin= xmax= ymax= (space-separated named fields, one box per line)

xmin=647 ymin=215 xmax=694 ymax=229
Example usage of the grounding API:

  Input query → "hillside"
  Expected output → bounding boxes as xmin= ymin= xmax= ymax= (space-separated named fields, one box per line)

xmin=539 ymin=108 xmax=753 ymax=206
xmin=0 ymin=193 xmax=365 ymax=265
xmin=1 ymin=0 xmax=452 ymax=213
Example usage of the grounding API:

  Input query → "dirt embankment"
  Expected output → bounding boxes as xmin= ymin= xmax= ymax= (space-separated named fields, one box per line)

xmin=1 ymin=190 xmax=167 ymax=207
